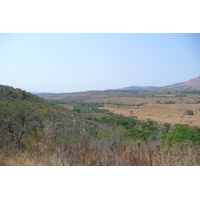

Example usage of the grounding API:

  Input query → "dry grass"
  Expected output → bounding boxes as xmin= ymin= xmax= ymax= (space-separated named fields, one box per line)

xmin=1 ymin=140 xmax=200 ymax=166
xmin=101 ymin=104 xmax=200 ymax=126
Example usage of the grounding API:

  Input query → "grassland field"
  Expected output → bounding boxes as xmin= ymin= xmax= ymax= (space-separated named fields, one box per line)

xmin=98 ymin=103 xmax=200 ymax=127
xmin=84 ymin=93 xmax=200 ymax=127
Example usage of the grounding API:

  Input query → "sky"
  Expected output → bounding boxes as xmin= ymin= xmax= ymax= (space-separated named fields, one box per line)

xmin=0 ymin=33 xmax=199 ymax=93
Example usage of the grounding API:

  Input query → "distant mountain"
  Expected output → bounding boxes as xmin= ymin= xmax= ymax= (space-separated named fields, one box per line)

xmin=118 ymin=86 xmax=157 ymax=90
xmin=117 ymin=76 xmax=200 ymax=93
xmin=151 ymin=76 xmax=200 ymax=93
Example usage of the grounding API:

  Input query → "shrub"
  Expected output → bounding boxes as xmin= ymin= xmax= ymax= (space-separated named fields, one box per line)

xmin=185 ymin=109 xmax=194 ymax=115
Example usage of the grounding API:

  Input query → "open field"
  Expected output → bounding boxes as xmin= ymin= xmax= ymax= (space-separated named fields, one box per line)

xmin=100 ymin=103 xmax=200 ymax=126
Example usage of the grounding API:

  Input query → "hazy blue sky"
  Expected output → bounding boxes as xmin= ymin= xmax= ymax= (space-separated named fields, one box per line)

xmin=0 ymin=33 xmax=199 ymax=93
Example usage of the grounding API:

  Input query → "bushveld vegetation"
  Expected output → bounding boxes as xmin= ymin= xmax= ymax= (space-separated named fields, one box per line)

xmin=1 ymin=85 xmax=200 ymax=165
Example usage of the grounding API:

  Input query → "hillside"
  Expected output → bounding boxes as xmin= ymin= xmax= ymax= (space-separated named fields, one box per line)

xmin=151 ymin=76 xmax=200 ymax=93
xmin=0 ymin=84 xmax=67 ymax=112
xmin=0 ymin=84 xmax=77 ymax=145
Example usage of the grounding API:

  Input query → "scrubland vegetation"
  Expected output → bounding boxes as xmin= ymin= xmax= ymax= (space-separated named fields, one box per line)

xmin=1 ymin=85 xmax=200 ymax=165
